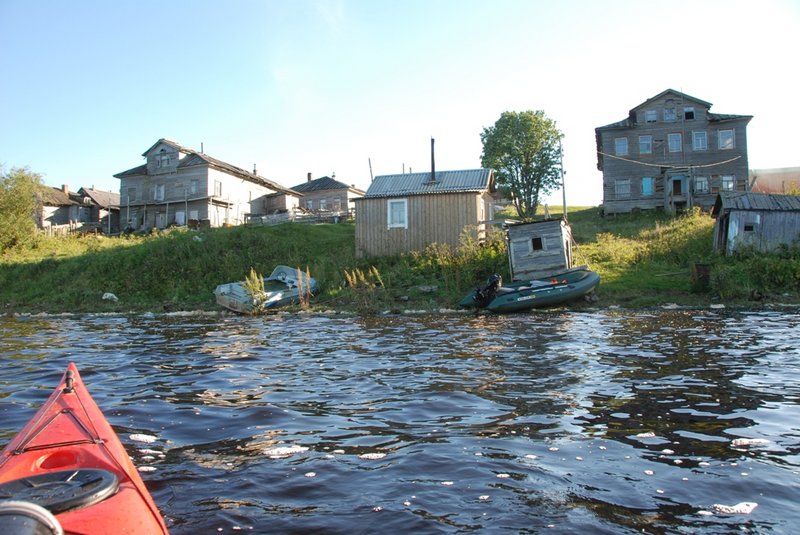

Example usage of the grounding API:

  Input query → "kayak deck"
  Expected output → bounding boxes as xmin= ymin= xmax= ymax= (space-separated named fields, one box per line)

xmin=0 ymin=363 xmax=169 ymax=534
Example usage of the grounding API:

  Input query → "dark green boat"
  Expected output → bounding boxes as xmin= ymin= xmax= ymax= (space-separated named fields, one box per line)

xmin=459 ymin=267 xmax=600 ymax=313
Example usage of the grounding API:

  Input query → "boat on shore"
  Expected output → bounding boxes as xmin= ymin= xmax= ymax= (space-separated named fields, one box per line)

xmin=459 ymin=266 xmax=600 ymax=313
xmin=0 ymin=363 xmax=169 ymax=534
xmin=214 ymin=265 xmax=318 ymax=314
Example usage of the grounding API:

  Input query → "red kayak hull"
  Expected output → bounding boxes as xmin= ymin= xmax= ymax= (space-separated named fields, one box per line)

xmin=0 ymin=363 xmax=169 ymax=534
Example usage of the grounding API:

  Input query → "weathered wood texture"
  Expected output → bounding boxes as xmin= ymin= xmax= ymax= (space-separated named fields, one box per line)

xmin=597 ymin=90 xmax=751 ymax=215
xmin=507 ymin=219 xmax=573 ymax=280
xmin=355 ymin=192 xmax=491 ymax=258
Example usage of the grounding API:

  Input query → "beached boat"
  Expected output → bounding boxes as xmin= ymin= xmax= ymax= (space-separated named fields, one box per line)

xmin=214 ymin=265 xmax=318 ymax=314
xmin=459 ymin=266 xmax=600 ymax=313
xmin=0 ymin=363 xmax=169 ymax=535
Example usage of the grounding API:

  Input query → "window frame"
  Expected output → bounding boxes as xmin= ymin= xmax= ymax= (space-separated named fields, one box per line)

xmin=639 ymin=135 xmax=653 ymax=155
xmin=721 ymin=175 xmax=735 ymax=191
xmin=387 ymin=198 xmax=409 ymax=229
xmin=718 ymin=129 xmax=735 ymax=150
xmin=693 ymin=131 xmax=708 ymax=151
xmin=664 ymin=107 xmax=677 ymax=122
xmin=668 ymin=133 xmax=682 ymax=153
xmin=644 ymin=110 xmax=657 ymax=123
xmin=614 ymin=137 xmax=628 ymax=156
xmin=614 ymin=178 xmax=631 ymax=197
xmin=694 ymin=176 xmax=709 ymax=194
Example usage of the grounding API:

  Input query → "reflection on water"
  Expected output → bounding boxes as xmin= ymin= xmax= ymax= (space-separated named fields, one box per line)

xmin=1 ymin=310 xmax=799 ymax=534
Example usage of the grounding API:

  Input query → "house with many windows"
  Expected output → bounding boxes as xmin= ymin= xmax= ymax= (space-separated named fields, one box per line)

xmin=595 ymin=89 xmax=752 ymax=215
xmin=114 ymin=139 xmax=300 ymax=230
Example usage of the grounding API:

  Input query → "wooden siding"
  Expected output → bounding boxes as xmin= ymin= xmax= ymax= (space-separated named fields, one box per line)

xmin=714 ymin=210 xmax=800 ymax=255
xmin=598 ymin=92 xmax=751 ymax=215
xmin=355 ymin=192 xmax=486 ymax=258
xmin=507 ymin=220 xmax=573 ymax=280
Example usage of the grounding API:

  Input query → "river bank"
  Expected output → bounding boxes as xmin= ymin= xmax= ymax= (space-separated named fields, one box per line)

xmin=1 ymin=207 xmax=798 ymax=315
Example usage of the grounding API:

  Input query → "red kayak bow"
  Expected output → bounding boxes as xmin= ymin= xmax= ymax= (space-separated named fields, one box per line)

xmin=0 ymin=362 xmax=169 ymax=534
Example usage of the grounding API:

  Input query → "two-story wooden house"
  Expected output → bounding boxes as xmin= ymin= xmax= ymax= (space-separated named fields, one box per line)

xmin=290 ymin=173 xmax=365 ymax=216
xmin=114 ymin=139 xmax=300 ymax=230
xmin=595 ymin=89 xmax=752 ymax=215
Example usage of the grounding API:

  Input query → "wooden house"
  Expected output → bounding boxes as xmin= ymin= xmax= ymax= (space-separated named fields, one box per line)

xmin=507 ymin=219 xmax=573 ymax=280
xmin=35 ymin=185 xmax=79 ymax=231
xmin=596 ymin=89 xmax=752 ymax=215
xmin=74 ymin=187 xmax=120 ymax=234
xmin=114 ymin=139 xmax=300 ymax=230
xmin=354 ymin=168 xmax=498 ymax=258
xmin=290 ymin=173 xmax=365 ymax=216
xmin=711 ymin=192 xmax=800 ymax=255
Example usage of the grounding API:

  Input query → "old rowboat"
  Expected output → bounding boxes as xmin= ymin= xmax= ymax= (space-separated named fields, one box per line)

xmin=459 ymin=266 xmax=600 ymax=313
xmin=214 ymin=265 xmax=318 ymax=314
xmin=0 ymin=363 xmax=169 ymax=534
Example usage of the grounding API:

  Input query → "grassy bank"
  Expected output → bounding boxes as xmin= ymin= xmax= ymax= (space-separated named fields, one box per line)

xmin=1 ymin=207 xmax=798 ymax=315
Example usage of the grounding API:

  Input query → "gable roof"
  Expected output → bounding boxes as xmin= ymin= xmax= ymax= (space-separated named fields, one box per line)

xmin=115 ymin=138 xmax=299 ymax=195
xmin=363 ymin=169 xmax=495 ymax=198
xmin=712 ymin=192 xmax=800 ymax=216
xmin=78 ymin=187 xmax=120 ymax=209
xmin=36 ymin=186 xmax=78 ymax=207
xmin=596 ymin=88 xmax=751 ymax=131
xmin=290 ymin=176 xmax=365 ymax=195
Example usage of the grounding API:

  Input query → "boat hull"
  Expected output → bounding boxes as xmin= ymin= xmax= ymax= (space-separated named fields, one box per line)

xmin=0 ymin=363 xmax=169 ymax=534
xmin=460 ymin=267 xmax=600 ymax=313
xmin=214 ymin=265 xmax=318 ymax=314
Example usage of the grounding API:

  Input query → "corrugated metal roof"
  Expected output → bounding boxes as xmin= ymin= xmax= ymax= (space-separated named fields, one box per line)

xmin=713 ymin=192 xmax=800 ymax=215
xmin=363 ymin=169 xmax=494 ymax=198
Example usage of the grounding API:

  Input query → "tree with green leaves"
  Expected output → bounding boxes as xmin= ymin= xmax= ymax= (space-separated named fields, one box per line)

xmin=480 ymin=110 xmax=563 ymax=220
xmin=0 ymin=166 xmax=42 ymax=252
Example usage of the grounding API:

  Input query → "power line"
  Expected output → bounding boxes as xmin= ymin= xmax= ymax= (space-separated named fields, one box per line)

xmin=596 ymin=150 xmax=741 ymax=170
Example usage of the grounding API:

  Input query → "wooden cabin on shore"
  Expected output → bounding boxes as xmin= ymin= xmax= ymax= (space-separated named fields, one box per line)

xmin=711 ymin=192 xmax=800 ymax=255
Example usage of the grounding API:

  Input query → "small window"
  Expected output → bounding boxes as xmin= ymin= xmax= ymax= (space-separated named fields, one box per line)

xmin=719 ymin=129 xmax=735 ymax=150
xmin=721 ymin=175 xmax=735 ymax=191
xmin=214 ymin=180 xmax=222 ymax=197
xmin=641 ymin=176 xmax=654 ymax=196
xmin=153 ymin=184 xmax=165 ymax=201
xmin=307 ymin=200 xmax=313 ymax=210
xmin=693 ymin=131 xmax=708 ymax=151
xmin=127 ymin=187 xmax=137 ymax=203
xmin=320 ymin=199 xmax=327 ymax=210
xmin=668 ymin=133 xmax=682 ymax=152
xmin=644 ymin=110 xmax=657 ymax=123
xmin=190 ymin=180 xmax=199 ymax=195
xmin=664 ymin=107 xmax=677 ymax=122
xmin=694 ymin=176 xmax=709 ymax=193
xmin=387 ymin=199 xmax=408 ymax=229
xmin=615 ymin=137 xmax=628 ymax=156
xmin=684 ymin=107 xmax=695 ymax=120
xmin=744 ymin=223 xmax=755 ymax=232
xmin=531 ymin=237 xmax=544 ymax=251
xmin=614 ymin=179 xmax=631 ymax=197
xmin=639 ymin=135 xmax=652 ymax=154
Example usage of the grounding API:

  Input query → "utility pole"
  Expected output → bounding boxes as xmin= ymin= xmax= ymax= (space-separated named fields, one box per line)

xmin=559 ymin=139 xmax=567 ymax=220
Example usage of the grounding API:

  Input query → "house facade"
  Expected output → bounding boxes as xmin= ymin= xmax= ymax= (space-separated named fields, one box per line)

xmin=596 ymin=89 xmax=752 ymax=215
xmin=290 ymin=173 xmax=365 ymax=216
xmin=114 ymin=139 xmax=300 ymax=230
xmin=75 ymin=187 xmax=120 ymax=234
xmin=354 ymin=168 xmax=498 ymax=258
xmin=36 ymin=185 xmax=79 ymax=230
xmin=711 ymin=192 xmax=800 ymax=255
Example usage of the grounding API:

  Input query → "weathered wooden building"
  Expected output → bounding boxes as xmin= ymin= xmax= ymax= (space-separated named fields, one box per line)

xmin=36 ymin=185 xmax=79 ymax=230
xmin=596 ymin=89 xmax=752 ymax=215
xmin=507 ymin=219 xmax=573 ymax=280
xmin=354 ymin=168 xmax=498 ymax=258
xmin=290 ymin=173 xmax=365 ymax=215
xmin=74 ymin=187 xmax=120 ymax=234
xmin=711 ymin=192 xmax=800 ymax=255
xmin=114 ymin=139 xmax=300 ymax=230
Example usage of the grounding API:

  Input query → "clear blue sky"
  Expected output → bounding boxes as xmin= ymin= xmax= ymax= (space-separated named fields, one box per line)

xmin=2 ymin=0 xmax=798 ymax=206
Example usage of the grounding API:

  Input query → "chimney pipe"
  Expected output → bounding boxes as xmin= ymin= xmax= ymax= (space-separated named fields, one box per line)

xmin=253 ymin=164 xmax=257 ymax=175
xmin=62 ymin=184 xmax=69 ymax=194
xmin=430 ymin=137 xmax=436 ymax=182
xmin=307 ymin=172 xmax=312 ymax=182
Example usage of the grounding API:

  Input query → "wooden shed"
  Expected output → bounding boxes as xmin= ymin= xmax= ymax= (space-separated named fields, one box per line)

xmin=507 ymin=219 xmax=573 ymax=280
xmin=711 ymin=192 xmax=800 ymax=255
xmin=354 ymin=168 xmax=497 ymax=258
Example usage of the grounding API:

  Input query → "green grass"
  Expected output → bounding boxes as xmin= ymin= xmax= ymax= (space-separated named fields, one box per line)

xmin=1 ymin=209 xmax=798 ymax=314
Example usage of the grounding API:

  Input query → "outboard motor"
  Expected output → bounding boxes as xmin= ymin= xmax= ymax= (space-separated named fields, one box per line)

xmin=473 ymin=273 xmax=502 ymax=308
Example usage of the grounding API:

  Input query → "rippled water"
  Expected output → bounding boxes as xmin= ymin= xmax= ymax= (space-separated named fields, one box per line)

xmin=1 ymin=310 xmax=799 ymax=534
